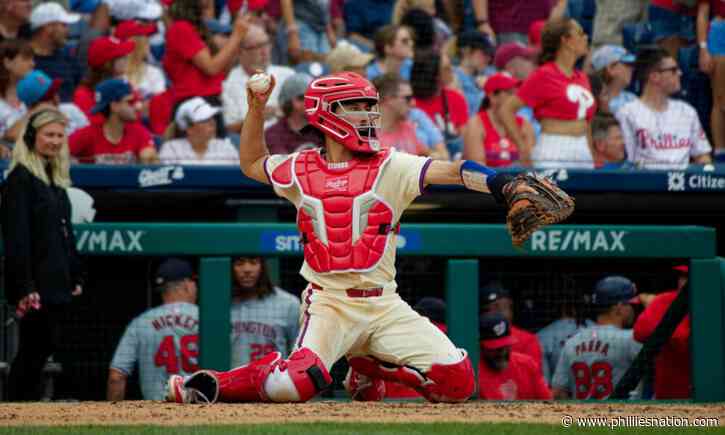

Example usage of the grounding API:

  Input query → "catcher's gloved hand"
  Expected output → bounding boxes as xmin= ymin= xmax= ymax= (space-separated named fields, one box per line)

xmin=503 ymin=173 xmax=575 ymax=247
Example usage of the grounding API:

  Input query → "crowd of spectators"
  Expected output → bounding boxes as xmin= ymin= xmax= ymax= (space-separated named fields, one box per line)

xmin=0 ymin=0 xmax=723 ymax=170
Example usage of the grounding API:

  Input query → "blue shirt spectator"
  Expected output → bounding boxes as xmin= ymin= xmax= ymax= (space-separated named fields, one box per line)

xmin=454 ymin=31 xmax=494 ymax=115
xmin=454 ymin=67 xmax=484 ymax=114
xmin=591 ymin=45 xmax=637 ymax=115
xmin=409 ymin=107 xmax=444 ymax=149
xmin=368 ymin=58 xmax=412 ymax=81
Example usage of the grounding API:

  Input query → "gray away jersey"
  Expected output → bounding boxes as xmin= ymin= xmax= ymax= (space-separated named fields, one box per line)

xmin=110 ymin=302 xmax=199 ymax=400
xmin=552 ymin=324 xmax=642 ymax=399
xmin=230 ymin=287 xmax=300 ymax=368
xmin=537 ymin=318 xmax=594 ymax=384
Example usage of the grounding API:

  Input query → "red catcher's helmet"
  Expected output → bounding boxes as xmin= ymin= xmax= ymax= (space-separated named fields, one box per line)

xmin=304 ymin=72 xmax=382 ymax=153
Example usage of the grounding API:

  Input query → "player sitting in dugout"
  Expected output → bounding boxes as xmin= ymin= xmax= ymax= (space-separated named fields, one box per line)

xmin=478 ymin=312 xmax=552 ymax=400
xmin=166 ymin=71 xmax=573 ymax=405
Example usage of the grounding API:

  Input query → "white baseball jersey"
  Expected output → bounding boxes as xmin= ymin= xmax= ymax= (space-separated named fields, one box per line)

xmin=552 ymin=324 xmax=642 ymax=399
xmin=537 ymin=318 xmax=593 ymax=384
xmin=229 ymin=287 xmax=300 ymax=368
xmin=615 ymin=99 xmax=711 ymax=169
xmin=110 ymin=302 xmax=199 ymax=400
xmin=265 ymin=149 xmax=430 ymax=291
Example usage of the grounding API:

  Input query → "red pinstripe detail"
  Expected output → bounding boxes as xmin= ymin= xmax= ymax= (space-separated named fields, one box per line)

xmin=296 ymin=286 xmax=314 ymax=348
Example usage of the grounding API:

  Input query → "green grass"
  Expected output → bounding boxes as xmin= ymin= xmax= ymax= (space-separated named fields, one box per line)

xmin=0 ymin=424 xmax=724 ymax=435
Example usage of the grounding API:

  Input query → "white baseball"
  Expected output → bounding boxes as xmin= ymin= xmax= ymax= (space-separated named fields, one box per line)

xmin=248 ymin=73 xmax=271 ymax=94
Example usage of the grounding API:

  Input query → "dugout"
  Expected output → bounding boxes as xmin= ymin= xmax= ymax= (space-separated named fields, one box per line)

xmin=1 ymin=223 xmax=721 ymax=402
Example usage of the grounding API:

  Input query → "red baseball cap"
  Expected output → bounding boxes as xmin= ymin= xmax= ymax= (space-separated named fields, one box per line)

xmin=673 ymin=265 xmax=689 ymax=274
xmin=114 ymin=20 xmax=157 ymax=40
xmin=483 ymin=73 xmax=520 ymax=94
xmin=228 ymin=0 xmax=268 ymax=13
xmin=494 ymin=42 xmax=537 ymax=70
xmin=528 ymin=20 xmax=546 ymax=48
xmin=88 ymin=36 xmax=135 ymax=69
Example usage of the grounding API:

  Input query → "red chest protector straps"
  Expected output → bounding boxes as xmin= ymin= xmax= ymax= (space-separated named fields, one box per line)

xmin=271 ymin=149 xmax=398 ymax=273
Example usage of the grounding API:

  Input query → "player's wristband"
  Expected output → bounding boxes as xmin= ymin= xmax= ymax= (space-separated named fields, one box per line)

xmin=460 ymin=160 xmax=513 ymax=204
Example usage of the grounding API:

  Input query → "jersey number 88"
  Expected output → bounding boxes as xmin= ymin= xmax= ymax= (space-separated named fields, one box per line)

xmin=571 ymin=361 xmax=614 ymax=399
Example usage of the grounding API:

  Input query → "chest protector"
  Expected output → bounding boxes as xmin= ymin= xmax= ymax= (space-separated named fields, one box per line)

xmin=271 ymin=149 xmax=397 ymax=274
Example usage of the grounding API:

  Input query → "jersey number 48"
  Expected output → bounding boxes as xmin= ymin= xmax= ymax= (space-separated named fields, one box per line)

xmin=155 ymin=334 xmax=200 ymax=374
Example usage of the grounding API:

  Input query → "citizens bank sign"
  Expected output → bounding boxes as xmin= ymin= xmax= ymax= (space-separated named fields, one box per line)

xmin=75 ymin=230 xmax=146 ymax=253
xmin=530 ymin=229 xmax=627 ymax=252
xmin=667 ymin=171 xmax=725 ymax=192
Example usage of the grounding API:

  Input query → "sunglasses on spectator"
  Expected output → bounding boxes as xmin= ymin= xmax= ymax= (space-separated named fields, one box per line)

xmin=657 ymin=66 xmax=681 ymax=74
xmin=242 ymin=40 xmax=271 ymax=51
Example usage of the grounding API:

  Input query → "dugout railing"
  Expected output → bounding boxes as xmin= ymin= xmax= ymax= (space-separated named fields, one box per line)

xmin=2 ymin=223 xmax=722 ymax=401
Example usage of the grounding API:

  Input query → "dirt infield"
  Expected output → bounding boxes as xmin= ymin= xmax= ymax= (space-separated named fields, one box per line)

xmin=1 ymin=401 xmax=724 ymax=426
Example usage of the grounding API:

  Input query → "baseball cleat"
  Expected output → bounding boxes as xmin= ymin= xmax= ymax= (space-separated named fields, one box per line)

xmin=166 ymin=375 xmax=190 ymax=403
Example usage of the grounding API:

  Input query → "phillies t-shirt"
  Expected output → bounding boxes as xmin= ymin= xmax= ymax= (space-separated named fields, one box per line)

xmin=518 ymin=62 xmax=596 ymax=122
xmin=164 ymin=20 xmax=225 ymax=102
xmin=615 ymin=99 xmax=711 ymax=169
xmin=478 ymin=351 xmax=552 ymax=400
xmin=69 ymin=122 xmax=155 ymax=164
xmin=414 ymin=88 xmax=469 ymax=138
xmin=479 ymin=111 xmax=522 ymax=167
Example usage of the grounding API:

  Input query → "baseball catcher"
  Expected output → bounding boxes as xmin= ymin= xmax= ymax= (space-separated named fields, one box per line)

xmin=166 ymin=71 xmax=574 ymax=405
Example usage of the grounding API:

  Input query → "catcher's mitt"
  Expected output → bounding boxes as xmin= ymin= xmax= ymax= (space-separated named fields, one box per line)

xmin=503 ymin=173 xmax=575 ymax=247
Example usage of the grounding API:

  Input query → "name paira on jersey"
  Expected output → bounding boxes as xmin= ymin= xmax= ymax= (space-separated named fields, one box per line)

xmin=616 ymin=99 xmax=711 ymax=169
xmin=552 ymin=324 xmax=642 ymax=400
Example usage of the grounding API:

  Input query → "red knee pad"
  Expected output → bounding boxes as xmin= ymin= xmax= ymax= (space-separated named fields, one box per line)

xmin=422 ymin=356 xmax=475 ymax=403
xmin=266 ymin=347 xmax=332 ymax=402
xmin=214 ymin=351 xmax=282 ymax=402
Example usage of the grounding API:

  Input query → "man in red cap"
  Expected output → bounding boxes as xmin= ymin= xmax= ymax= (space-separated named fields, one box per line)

xmin=479 ymin=282 xmax=543 ymax=372
xmin=494 ymin=42 xmax=537 ymax=81
xmin=478 ymin=312 xmax=551 ymax=400
xmin=633 ymin=265 xmax=691 ymax=398
xmin=73 ymin=35 xmax=135 ymax=121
